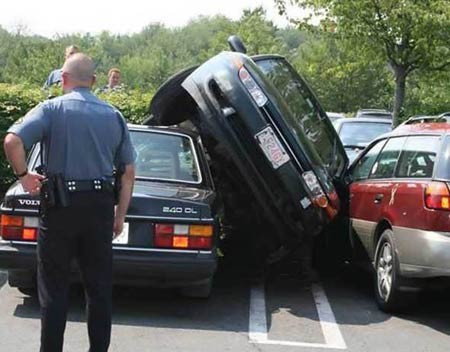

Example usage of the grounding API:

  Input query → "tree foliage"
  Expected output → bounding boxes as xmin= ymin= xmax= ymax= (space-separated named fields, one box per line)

xmin=291 ymin=34 xmax=392 ymax=113
xmin=275 ymin=0 xmax=450 ymax=125
xmin=0 ymin=6 xmax=447 ymax=119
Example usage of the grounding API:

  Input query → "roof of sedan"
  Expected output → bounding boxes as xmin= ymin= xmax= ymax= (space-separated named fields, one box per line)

xmin=127 ymin=124 xmax=200 ymax=139
xmin=334 ymin=117 xmax=393 ymax=127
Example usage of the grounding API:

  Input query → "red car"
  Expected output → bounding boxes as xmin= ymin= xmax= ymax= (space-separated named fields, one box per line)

xmin=348 ymin=123 xmax=450 ymax=311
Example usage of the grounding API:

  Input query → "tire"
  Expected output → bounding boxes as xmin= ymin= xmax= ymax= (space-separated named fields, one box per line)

xmin=373 ymin=229 xmax=411 ymax=312
xmin=179 ymin=279 xmax=213 ymax=299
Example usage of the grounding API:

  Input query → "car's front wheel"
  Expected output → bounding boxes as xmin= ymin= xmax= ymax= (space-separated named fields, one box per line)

xmin=374 ymin=229 xmax=409 ymax=312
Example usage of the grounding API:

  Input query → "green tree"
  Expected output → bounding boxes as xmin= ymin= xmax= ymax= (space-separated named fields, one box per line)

xmin=292 ymin=35 xmax=392 ymax=113
xmin=276 ymin=0 xmax=450 ymax=125
xmin=237 ymin=7 xmax=287 ymax=55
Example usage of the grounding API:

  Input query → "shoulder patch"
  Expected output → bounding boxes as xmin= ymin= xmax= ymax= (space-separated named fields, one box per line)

xmin=14 ymin=104 xmax=43 ymax=125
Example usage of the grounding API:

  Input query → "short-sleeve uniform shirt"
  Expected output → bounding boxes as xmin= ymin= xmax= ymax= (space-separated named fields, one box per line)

xmin=43 ymin=69 xmax=62 ymax=88
xmin=8 ymin=87 xmax=135 ymax=180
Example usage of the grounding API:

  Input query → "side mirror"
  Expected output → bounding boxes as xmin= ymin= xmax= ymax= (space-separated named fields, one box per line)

xmin=227 ymin=35 xmax=247 ymax=54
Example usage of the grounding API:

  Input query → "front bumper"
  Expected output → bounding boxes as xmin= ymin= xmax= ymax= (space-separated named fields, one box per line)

xmin=0 ymin=241 xmax=217 ymax=287
xmin=393 ymin=226 xmax=450 ymax=278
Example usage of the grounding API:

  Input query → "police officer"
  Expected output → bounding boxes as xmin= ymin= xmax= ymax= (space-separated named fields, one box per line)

xmin=4 ymin=53 xmax=136 ymax=352
xmin=43 ymin=45 xmax=79 ymax=89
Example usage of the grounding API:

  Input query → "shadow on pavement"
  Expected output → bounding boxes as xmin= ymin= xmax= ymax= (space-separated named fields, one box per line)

xmin=9 ymin=258 xmax=450 ymax=337
xmin=12 ymin=269 xmax=251 ymax=333
xmin=266 ymin=260 xmax=450 ymax=337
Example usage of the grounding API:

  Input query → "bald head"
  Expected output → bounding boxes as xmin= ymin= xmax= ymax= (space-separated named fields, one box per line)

xmin=61 ymin=53 xmax=96 ymax=91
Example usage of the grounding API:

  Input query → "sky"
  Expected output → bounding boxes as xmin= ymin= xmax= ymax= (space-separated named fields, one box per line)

xmin=0 ymin=0 xmax=303 ymax=38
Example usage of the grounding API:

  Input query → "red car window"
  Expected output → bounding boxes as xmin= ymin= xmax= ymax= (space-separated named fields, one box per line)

xmin=352 ymin=139 xmax=386 ymax=181
xmin=370 ymin=137 xmax=406 ymax=179
xmin=396 ymin=136 xmax=440 ymax=178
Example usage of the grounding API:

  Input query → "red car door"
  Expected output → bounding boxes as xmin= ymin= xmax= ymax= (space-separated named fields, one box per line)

xmin=350 ymin=137 xmax=406 ymax=258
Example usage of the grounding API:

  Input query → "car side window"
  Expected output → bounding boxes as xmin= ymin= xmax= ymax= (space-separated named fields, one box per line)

xmin=351 ymin=139 xmax=386 ymax=181
xmin=370 ymin=137 xmax=406 ymax=179
xmin=178 ymin=138 xmax=198 ymax=181
xmin=396 ymin=136 xmax=440 ymax=178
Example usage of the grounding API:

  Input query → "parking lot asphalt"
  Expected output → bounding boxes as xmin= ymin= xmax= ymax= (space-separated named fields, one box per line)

xmin=1 ymin=264 xmax=450 ymax=352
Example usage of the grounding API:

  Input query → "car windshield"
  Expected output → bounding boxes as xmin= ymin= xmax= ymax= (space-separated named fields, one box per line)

xmin=339 ymin=122 xmax=392 ymax=147
xmin=130 ymin=130 xmax=201 ymax=183
xmin=256 ymin=58 xmax=346 ymax=177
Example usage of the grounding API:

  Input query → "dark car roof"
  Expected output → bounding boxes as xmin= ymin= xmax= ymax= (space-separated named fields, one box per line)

xmin=128 ymin=124 xmax=200 ymax=140
xmin=334 ymin=118 xmax=393 ymax=131
xmin=356 ymin=108 xmax=392 ymax=117
xmin=336 ymin=117 xmax=392 ymax=124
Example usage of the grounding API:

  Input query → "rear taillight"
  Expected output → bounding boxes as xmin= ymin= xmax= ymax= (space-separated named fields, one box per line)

xmin=0 ymin=215 xmax=39 ymax=241
xmin=154 ymin=224 xmax=214 ymax=250
xmin=425 ymin=182 xmax=450 ymax=210
xmin=239 ymin=67 xmax=268 ymax=107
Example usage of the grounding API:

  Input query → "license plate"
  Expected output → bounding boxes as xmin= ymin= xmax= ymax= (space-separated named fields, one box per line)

xmin=113 ymin=222 xmax=129 ymax=244
xmin=255 ymin=126 xmax=290 ymax=169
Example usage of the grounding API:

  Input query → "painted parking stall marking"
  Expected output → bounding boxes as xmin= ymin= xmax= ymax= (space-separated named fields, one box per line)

xmin=249 ymin=282 xmax=347 ymax=349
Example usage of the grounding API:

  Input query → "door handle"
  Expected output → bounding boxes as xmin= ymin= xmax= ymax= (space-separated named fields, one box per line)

xmin=374 ymin=194 xmax=384 ymax=204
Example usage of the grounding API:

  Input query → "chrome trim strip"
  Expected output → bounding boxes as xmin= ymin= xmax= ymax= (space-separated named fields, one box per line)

xmin=126 ymin=215 xmax=214 ymax=222
xmin=4 ymin=241 xmax=213 ymax=255
xmin=131 ymin=130 xmax=203 ymax=185
xmin=8 ymin=241 xmax=36 ymax=246
xmin=0 ymin=207 xmax=39 ymax=214
xmin=112 ymin=247 xmax=213 ymax=254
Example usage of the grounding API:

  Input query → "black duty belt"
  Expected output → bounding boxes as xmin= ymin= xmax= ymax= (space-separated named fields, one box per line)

xmin=65 ymin=179 xmax=114 ymax=193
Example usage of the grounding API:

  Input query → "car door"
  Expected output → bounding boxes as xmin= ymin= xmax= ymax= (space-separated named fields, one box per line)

xmin=350 ymin=137 xmax=406 ymax=257
xmin=390 ymin=135 xmax=441 ymax=267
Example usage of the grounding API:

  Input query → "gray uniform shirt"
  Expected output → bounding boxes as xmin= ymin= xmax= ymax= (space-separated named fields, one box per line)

xmin=43 ymin=69 xmax=62 ymax=88
xmin=8 ymin=87 xmax=135 ymax=180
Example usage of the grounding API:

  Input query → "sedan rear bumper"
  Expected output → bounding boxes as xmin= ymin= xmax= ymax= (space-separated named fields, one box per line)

xmin=0 ymin=241 xmax=216 ymax=287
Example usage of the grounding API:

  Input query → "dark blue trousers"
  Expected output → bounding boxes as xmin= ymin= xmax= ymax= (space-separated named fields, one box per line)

xmin=37 ymin=192 xmax=114 ymax=352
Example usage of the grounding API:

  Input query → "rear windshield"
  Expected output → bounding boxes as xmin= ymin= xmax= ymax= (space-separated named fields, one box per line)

xmin=339 ymin=121 xmax=392 ymax=147
xmin=435 ymin=135 xmax=450 ymax=180
xmin=130 ymin=131 xmax=201 ymax=184
xmin=256 ymin=58 xmax=346 ymax=177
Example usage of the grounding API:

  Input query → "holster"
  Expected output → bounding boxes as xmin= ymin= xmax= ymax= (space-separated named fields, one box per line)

xmin=40 ymin=177 xmax=56 ymax=212
xmin=40 ymin=174 xmax=70 ymax=210
xmin=55 ymin=173 xmax=70 ymax=207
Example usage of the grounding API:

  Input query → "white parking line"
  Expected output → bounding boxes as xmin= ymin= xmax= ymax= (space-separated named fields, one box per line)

xmin=249 ymin=282 xmax=347 ymax=349
xmin=249 ymin=283 xmax=268 ymax=342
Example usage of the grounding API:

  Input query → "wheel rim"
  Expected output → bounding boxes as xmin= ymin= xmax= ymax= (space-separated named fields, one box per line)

xmin=377 ymin=242 xmax=393 ymax=301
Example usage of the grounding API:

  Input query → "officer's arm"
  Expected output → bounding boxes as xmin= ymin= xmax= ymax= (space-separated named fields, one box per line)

xmin=4 ymin=133 xmax=44 ymax=194
xmin=4 ymin=133 xmax=28 ymax=176
xmin=114 ymin=164 xmax=135 ymax=235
